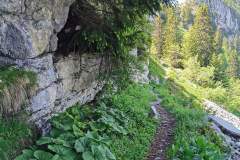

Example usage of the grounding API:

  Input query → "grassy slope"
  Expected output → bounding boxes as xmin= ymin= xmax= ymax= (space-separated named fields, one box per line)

xmin=109 ymin=84 xmax=157 ymax=159
xmin=0 ymin=67 xmax=37 ymax=160
xmin=149 ymin=58 xmax=228 ymax=159
xmin=160 ymin=61 xmax=240 ymax=117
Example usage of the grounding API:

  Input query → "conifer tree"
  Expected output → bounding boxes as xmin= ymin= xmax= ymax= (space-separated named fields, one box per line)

xmin=163 ymin=7 xmax=183 ymax=68
xmin=233 ymin=34 xmax=240 ymax=52
xmin=210 ymin=28 xmax=229 ymax=84
xmin=152 ymin=15 xmax=164 ymax=57
xmin=180 ymin=0 xmax=194 ymax=29
xmin=183 ymin=5 xmax=214 ymax=66
xmin=163 ymin=7 xmax=178 ymax=54
xmin=226 ymin=49 xmax=240 ymax=78
xmin=214 ymin=28 xmax=223 ymax=54
xmin=211 ymin=53 xmax=228 ymax=85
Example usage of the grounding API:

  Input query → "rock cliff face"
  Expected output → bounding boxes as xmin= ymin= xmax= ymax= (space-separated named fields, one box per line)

xmin=0 ymin=0 xmax=104 ymax=133
xmin=197 ymin=0 xmax=240 ymax=36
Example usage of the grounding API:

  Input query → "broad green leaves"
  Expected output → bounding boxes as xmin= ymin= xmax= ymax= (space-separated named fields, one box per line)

xmin=36 ymin=137 xmax=52 ymax=145
xmin=15 ymin=103 xmax=126 ymax=160
xmin=82 ymin=151 xmax=94 ymax=160
xmin=33 ymin=150 xmax=53 ymax=160
xmin=15 ymin=150 xmax=34 ymax=160
xmin=74 ymin=132 xmax=116 ymax=160
xmin=74 ymin=139 xmax=85 ymax=153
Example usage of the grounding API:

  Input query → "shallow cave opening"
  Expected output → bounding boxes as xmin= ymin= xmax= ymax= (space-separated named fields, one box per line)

xmin=56 ymin=0 xmax=106 ymax=56
xmin=56 ymin=6 xmax=80 ymax=56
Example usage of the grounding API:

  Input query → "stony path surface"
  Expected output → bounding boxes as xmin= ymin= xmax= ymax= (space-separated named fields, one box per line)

xmin=147 ymin=99 xmax=240 ymax=160
xmin=147 ymin=101 xmax=176 ymax=160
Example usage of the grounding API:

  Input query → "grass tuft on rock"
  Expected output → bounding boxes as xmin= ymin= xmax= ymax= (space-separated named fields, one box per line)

xmin=0 ymin=67 xmax=37 ymax=160
xmin=0 ymin=67 xmax=36 ymax=91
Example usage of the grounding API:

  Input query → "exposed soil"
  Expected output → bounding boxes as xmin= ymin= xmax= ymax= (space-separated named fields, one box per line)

xmin=147 ymin=102 xmax=176 ymax=160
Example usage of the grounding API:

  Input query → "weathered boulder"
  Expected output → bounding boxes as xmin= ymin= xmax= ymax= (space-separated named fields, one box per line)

xmin=204 ymin=100 xmax=240 ymax=130
xmin=210 ymin=123 xmax=240 ymax=160
xmin=205 ymin=100 xmax=240 ymax=159
xmin=129 ymin=48 xmax=150 ymax=84
xmin=150 ymin=99 xmax=162 ymax=119
xmin=209 ymin=115 xmax=240 ymax=137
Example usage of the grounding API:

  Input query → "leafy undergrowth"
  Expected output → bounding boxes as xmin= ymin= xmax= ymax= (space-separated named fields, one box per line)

xmin=0 ymin=117 xmax=35 ymax=160
xmin=108 ymin=85 xmax=157 ymax=159
xmin=150 ymin=57 xmax=229 ymax=159
xmin=15 ymin=84 xmax=157 ymax=160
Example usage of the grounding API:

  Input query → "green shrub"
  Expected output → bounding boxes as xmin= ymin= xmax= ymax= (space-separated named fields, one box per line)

xmin=182 ymin=57 xmax=215 ymax=88
xmin=16 ymin=102 xmax=129 ymax=160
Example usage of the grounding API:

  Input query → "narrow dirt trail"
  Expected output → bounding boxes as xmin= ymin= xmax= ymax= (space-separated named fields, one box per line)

xmin=147 ymin=102 xmax=176 ymax=160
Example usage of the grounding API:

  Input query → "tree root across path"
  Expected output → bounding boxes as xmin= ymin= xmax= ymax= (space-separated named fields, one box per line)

xmin=147 ymin=101 xmax=176 ymax=160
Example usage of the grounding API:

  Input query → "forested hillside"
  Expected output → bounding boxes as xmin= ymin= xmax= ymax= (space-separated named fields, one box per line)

xmin=224 ymin=0 xmax=240 ymax=13
xmin=152 ymin=0 xmax=240 ymax=116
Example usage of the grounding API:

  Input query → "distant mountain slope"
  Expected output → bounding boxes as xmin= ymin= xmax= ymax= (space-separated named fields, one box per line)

xmin=197 ymin=0 xmax=240 ymax=37
xmin=224 ymin=0 xmax=240 ymax=14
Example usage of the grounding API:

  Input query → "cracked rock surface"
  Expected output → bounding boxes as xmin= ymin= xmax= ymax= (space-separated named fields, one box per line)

xmin=0 ymin=0 xmax=104 ymax=133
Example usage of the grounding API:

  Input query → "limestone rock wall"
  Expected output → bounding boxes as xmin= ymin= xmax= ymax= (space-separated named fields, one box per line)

xmin=131 ymin=60 xmax=150 ymax=84
xmin=129 ymin=49 xmax=150 ymax=84
xmin=0 ymin=0 xmax=104 ymax=133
